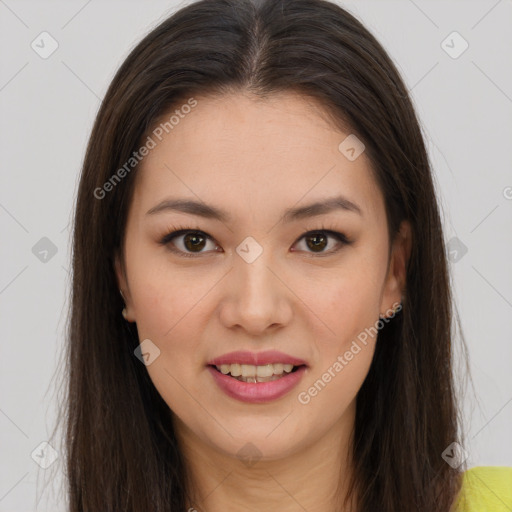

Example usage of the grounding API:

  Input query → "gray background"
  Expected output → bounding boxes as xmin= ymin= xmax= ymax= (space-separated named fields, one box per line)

xmin=1 ymin=0 xmax=511 ymax=510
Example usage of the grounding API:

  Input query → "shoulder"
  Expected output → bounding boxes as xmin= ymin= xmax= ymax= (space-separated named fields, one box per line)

xmin=453 ymin=466 xmax=512 ymax=511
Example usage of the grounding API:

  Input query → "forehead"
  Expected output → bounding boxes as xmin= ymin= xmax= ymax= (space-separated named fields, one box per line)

xmin=132 ymin=91 xmax=384 ymax=223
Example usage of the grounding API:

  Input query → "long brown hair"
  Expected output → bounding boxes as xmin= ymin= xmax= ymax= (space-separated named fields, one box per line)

xmin=52 ymin=0 xmax=467 ymax=509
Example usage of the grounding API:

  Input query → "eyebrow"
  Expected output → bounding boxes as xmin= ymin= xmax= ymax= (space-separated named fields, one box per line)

xmin=146 ymin=195 xmax=363 ymax=222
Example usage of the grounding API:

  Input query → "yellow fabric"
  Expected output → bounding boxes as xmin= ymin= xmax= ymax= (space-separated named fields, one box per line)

xmin=454 ymin=466 xmax=512 ymax=511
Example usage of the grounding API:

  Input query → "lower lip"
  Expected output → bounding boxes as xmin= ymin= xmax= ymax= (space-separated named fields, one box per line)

xmin=207 ymin=365 xmax=307 ymax=403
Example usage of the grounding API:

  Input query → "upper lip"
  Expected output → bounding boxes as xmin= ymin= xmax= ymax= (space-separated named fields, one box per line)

xmin=207 ymin=350 xmax=308 ymax=367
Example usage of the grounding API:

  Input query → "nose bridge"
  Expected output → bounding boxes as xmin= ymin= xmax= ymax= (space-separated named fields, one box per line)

xmin=223 ymin=236 xmax=291 ymax=331
xmin=234 ymin=238 xmax=278 ymax=302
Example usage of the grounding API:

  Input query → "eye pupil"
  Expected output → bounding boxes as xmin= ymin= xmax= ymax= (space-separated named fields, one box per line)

xmin=184 ymin=233 xmax=206 ymax=251
xmin=306 ymin=233 xmax=327 ymax=252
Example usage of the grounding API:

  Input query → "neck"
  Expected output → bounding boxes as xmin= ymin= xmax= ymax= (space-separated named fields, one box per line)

xmin=174 ymin=402 xmax=358 ymax=512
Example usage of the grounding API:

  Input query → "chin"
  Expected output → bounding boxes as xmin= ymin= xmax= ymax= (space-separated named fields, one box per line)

xmin=195 ymin=418 xmax=309 ymax=462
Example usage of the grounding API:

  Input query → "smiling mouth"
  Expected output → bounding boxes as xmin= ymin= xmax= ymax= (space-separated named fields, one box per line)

xmin=209 ymin=363 xmax=304 ymax=383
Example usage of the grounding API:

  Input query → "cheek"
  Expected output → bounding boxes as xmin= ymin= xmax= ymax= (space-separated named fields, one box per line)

xmin=125 ymin=249 xmax=220 ymax=377
xmin=130 ymin=276 xmax=208 ymax=368
xmin=299 ymin=261 xmax=383 ymax=401
xmin=126 ymin=264 xmax=211 ymax=415
xmin=312 ymin=265 xmax=383 ymax=345
xmin=298 ymin=346 xmax=375 ymax=421
xmin=298 ymin=278 xmax=380 ymax=412
xmin=125 ymin=239 xmax=206 ymax=335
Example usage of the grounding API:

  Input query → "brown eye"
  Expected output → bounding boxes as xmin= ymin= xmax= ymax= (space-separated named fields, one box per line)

xmin=292 ymin=230 xmax=350 ymax=255
xmin=160 ymin=227 xmax=350 ymax=258
xmin=182 ymin=232 xmax=207 ymax=252
xmin=305 ymin=232 xmax=328 ymax=252
xmin=160 ymin=229 xmax=219 ymax=258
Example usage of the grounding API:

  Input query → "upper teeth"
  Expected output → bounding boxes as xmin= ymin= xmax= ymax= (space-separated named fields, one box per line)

xmin=216 ymin=363 xmax=295 ymax=377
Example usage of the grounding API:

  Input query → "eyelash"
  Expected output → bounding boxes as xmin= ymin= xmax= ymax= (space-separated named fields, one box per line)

xmin=158 ymin=223 xmax=352 ymax=258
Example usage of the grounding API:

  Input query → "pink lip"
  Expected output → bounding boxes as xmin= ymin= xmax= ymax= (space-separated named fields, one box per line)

xmin=207 ymin=365 xmax=307 ymax=403
xmin=207 ymin=350 xmax=308 ymax=367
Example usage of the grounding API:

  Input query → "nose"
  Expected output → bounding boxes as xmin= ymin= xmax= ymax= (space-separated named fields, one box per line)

xmin=218 ymin=247 xmax=293 ymax=336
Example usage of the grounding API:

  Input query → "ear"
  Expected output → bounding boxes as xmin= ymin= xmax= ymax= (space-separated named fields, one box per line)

xmin=379 ymin=219 xmax=412 ymax=318
xmin=114 ymin=251 xmax=136 ymax=322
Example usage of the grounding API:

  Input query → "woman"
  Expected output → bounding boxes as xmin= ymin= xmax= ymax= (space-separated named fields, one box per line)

xmin=58 ymin=0 xmax=512 ymax=510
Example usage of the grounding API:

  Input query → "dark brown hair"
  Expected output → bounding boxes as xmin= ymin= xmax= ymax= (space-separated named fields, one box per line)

xmin=52 ymin=0 xmax=468 ymax=510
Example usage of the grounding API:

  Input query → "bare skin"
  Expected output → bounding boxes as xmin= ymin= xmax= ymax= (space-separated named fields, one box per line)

xmin=115 ymin=91 xmax=411 ymax=512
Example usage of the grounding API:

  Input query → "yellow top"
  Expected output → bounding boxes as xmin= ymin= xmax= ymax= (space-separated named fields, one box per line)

xmin=454 ymin=466 xmax=512 ymax=511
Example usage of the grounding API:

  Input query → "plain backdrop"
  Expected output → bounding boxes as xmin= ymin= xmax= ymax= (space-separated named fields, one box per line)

xmin=0 ymin=0 xmax=511 ymax=510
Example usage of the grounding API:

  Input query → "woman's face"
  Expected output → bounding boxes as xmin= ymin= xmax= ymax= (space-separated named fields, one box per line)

xmin=116 ymin=91 xmax=410 ymax=462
